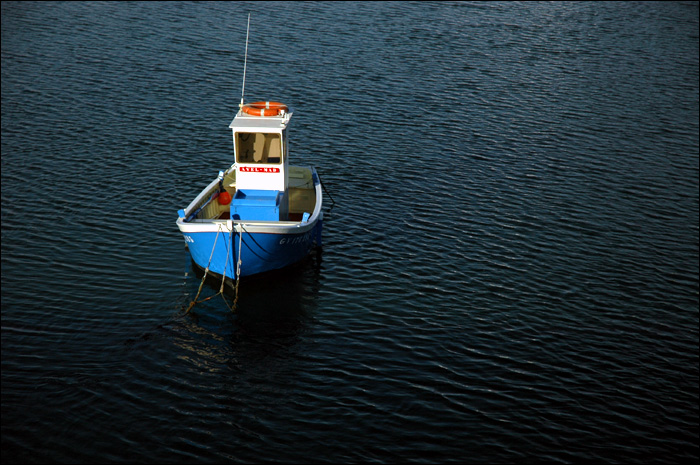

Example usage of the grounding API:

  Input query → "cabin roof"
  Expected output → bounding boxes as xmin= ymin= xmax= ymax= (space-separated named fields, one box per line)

xmin=229 ymin=109 xmax=293 ymax=132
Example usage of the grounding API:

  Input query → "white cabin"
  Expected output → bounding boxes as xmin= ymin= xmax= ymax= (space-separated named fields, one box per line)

xmin=228 ymin=106 xmax=293 ymax=221
xmin=229 ymin=108 xmax=292 ymax=192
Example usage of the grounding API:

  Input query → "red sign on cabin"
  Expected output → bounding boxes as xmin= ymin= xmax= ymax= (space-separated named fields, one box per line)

xmin=239 ymin=166 xmax=280 ymax=173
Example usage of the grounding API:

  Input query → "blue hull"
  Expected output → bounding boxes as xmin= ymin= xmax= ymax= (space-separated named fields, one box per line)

xmin=183 ymin=220 xmax=322 ymax=278
xmin=178 ymin=165 xmax=324 ymax=279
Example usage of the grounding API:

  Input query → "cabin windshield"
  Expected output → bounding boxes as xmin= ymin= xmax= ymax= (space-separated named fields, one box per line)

xmin=235 ymin=132 xmax=282 ymax=164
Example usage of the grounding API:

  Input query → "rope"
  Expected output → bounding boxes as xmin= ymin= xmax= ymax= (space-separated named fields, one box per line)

xmin=184 ymin=222 xmax=239 ymax=314
xmin=233 ymin=222 xmax=244 ymax=311
xmin=316 ymin=170 xmax=336 ymax=211
xmin=185 ymin=225 xmax=221 ymax=314
xmin=215 ymin=226 xmax=235 ymax=313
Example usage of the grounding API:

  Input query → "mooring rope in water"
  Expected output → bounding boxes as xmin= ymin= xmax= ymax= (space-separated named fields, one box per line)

xmin=185 ymin=226 xmax=221 ymax=313
xmin=206 ymin=224 xmax=235 ymax=313
xmin=232 ymin=221 xmax=244 ymax=311
xmin=184 ymin=222 xmax=242 ymax=315
xmin=315 ymin=170 xmax=336 ymax=212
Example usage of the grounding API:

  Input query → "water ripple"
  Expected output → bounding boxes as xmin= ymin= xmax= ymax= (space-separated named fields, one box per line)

xmin=2 ymin=1 xmax=698 ymax=464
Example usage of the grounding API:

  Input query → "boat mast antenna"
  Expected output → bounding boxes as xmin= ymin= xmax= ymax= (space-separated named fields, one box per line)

xmin=240 ymin=13 xmax=251 ymax=110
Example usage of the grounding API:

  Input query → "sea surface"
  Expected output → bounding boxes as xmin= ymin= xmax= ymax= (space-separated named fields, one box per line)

xmin=2 ymin=2 xmax=698 ymax=463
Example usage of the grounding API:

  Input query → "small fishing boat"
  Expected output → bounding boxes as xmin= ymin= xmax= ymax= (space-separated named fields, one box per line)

xmin=176 ymin=100 xmax=323 ymax=280
xmin=177 ymin=16 xmax=324 ymax=287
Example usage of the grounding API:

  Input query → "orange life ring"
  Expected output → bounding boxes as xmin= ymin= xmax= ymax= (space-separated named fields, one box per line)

xmin=241 ymin=101 xmax=288 ymax=117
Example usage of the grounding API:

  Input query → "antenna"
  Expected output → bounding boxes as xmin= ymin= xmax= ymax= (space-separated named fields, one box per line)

xmin=240 ymin=13 xmax=251 ymax=110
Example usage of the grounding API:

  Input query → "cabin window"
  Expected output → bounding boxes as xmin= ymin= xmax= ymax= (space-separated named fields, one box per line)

xmin=235 ymin=132 xmax=282 ymax=164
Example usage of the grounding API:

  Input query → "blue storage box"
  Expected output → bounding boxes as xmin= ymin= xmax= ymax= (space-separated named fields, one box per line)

xmin=230 ymin=189 xmax=282 ymax=221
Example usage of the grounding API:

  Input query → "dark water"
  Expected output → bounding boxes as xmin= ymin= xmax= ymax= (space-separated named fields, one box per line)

xmin=2 ymin=2 xmax=698 ymax=463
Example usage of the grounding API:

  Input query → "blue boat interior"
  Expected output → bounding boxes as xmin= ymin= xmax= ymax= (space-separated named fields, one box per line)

xmin=231 ymin=189 xmax=284 ymax=221
xmin=181 ymin=166 xmax=317 ymax=223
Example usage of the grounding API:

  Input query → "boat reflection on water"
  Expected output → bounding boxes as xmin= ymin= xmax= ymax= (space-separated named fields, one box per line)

xmin=158 ymin=250 xmax=323 ymax=371
xmin=186 ymin=247 xmax=323 ymax=334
